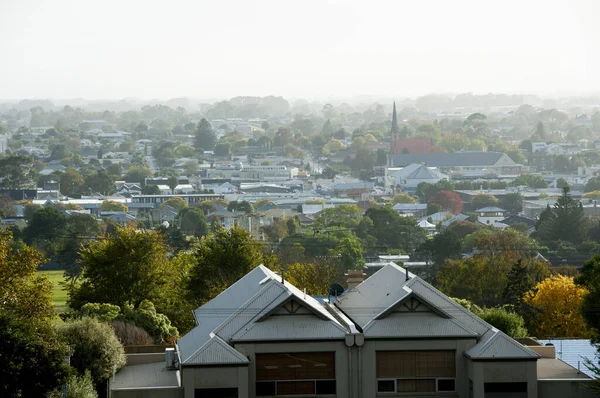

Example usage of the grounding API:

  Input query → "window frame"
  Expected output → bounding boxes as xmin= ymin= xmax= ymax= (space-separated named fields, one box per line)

xmin=376 ymin=377 xmax=457 ymax=394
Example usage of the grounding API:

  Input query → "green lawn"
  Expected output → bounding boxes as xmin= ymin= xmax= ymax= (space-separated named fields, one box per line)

xmin=39 ymin=270 xmax=68 ymax=313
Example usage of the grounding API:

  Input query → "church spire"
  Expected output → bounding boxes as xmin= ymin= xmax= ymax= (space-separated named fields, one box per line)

xmin=390 ymin=101 xmax=398 ymax=157
xmin=391 ymin=101 xmax=399 ymax=136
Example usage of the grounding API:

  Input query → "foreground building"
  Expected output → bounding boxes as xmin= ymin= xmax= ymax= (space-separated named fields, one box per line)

xmin=111 ymin=263 xmax=594 ymax=398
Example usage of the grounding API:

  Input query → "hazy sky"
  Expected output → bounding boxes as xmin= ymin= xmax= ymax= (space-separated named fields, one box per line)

xmin=1 ymin=0 xmax=598 ymax=100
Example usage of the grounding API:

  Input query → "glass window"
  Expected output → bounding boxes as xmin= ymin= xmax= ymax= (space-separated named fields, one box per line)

xmin=377 ymin=380 xmax=395 ymax=392
xmin=315 ymin=380 xmax=336 ymax=394
xmin=256 ymin=382 xmax=276 ymax=396
xmin=438 ymin=379 xmax=456 ymax=392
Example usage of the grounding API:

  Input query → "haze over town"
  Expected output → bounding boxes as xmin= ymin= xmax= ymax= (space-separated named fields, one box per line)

xmin=1 ymin=0 xmax=599 ymax=99
xmin=4 ymin=1 xmax=600 ymax=398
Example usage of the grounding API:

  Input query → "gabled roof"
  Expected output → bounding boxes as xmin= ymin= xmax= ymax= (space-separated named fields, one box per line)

xmin=184 ymin=336 xmax=249 ymax=366
xmin=178 ymin=265 xmax=348 ymax=366
xmin=466 ymin=329 xmax=540 ymax=360
xmin=335 ymin=263 xmax=491 ymax=339
xmin=390 ymin=151 xmax=516 ymax=168
xmin=475 ymin=206 xmax=507 ymax=213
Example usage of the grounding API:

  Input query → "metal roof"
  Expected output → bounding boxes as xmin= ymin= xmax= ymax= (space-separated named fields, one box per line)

xmin=466 ymin=329 xmax=540 ymax=360
xmin=232 ymin=314 xmax=347 ymax=342
xmin=183 ymin=336 xmax=249 ymax=366
xmin=539 ymin=339 xmax=598 ymax=378
xmin=178 ymin=265 xmax=348 ymax=367
xmin=390 ymin=151 xmax=515 ymax=168
xmin=363 ymin=313 xmax=479 ymax=338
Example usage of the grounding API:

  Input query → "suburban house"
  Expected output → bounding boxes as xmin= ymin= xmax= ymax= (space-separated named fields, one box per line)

xmin=387 ymin=164 xmax=449 ymax=194
xmin=110 ymin=263 xmax=593 ymax=398
xmin=392 ymin=203 xmax=428 ymax=218
xmin=474 ymin=206 xmax=508 ymax=225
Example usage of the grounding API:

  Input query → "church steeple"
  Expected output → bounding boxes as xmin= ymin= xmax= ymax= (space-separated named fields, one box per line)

xmin=390 ymin=101 xmax=398 ymax=155
xmin=391 ymin=101 xmax=399 ymax=136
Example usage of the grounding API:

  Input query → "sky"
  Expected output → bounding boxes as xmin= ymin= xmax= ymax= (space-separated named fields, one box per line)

xmin=0 ymin=0 xmax=599 ymax=100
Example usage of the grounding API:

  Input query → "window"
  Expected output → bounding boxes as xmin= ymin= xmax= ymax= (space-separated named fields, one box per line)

xmin=194 ymin=388 xmax=238 ymax=398
xmin=256 ymin=352 xmax=336 ymax=396
xmin=484 ymin=382 xmax=527 ymax=393
xmin=376 ymin=351 xmax=456 ymax=393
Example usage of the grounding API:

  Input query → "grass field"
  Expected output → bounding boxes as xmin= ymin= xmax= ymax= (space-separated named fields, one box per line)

xmin=39 ymin=270 xmax=68 ymax=313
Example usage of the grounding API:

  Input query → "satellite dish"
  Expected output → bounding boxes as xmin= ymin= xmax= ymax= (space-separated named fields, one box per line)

xmin=328 ymin=283 xmax=344 ymax=297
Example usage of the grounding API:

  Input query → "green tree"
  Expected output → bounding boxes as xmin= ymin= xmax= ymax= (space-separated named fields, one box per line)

xmin=227 ymin=200 xmax=253 ymax=213
xmin=0 ymin=155 xmax=38 ymax=188
xmin=477 ymin=307 xmax=528 ymax=338
xmin=188 ymin=227 xmax=264 ymax=303
xmin=85 ymin=170 xmax=114 ymax=195
xmin=555 ymin=177 xmax=569 ymax=189
xmin=512 ymin=174 xmax=548 ymax=188
xmin=59 ymin=168 xmax=85 ymax=196
xmin=60 ymin=317 xmax=126 ymax=385
xmin=194 ymin=118 xmax=216 ymax=151
xmin=68 ymin=227 xmax=176 ymax=311
xmin=471 ymin=193 xmax=499 ymax=210
xmin=376 ymin=148 xmax=387 ymax=166
xmin=351 ymin=147 xmax=376 ymax=176
xmin=575 ymin=254 xmax=600 ymax=332
xmin=214 ymin=142 xmax=232 ymax=157
xmin=313 ymin=204 xmax=362 ymax=230
xmin=391 ymin=193 xmax=416 ymax=204
xmin=536 ymin=187 xmax=585 ymax=244
xmin=554 ymin=155 xmax=570 ymax=173
xmin=586 ymin=177 xmax=600 ymax=193
xmin=500 ymin=193 xmax=523 ymax=215
xmin=364 ymin=206 xmax=427 ymax=252
xmin=125 ymin=164 xmax=152 ymax=184
xmin=179 ymin=207 xmax=209 ymax=237
xmin=0 ymin=231 xmax=70 ymax=396
xmin=0 ymin=315 xmax=70 ymax=397
xmin=65 ymin=370 xmax=98 ymax=398
xmin=160 ymin=197 xmax=189 ymax=211
xmin=120 ymin=300 xmax=178 ymax=343
xmin=416 ymin=180 xmax=455 ymax=202
xmin=330 ymin=236 xmax=364 ymax=270
xmin=100 ymin=200 xmax=128 ymax=212
xmin=167 ymin=175 xmax=179 ymax=194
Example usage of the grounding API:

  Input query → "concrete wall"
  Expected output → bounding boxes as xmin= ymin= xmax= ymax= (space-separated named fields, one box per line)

xmin=362 ymin=338 xmax=477 ymax=398
xmin=468 ymin=360 xmax=537 ymax=398
xmin=538 ymin=379 xmax=597 ymax=398
xmin=182 ymin=366 xmax=248 ymax=398
xmin=111 ymin=387 xmax=183 ymax=398
xmin=126 ymin=353 xmax=165 ymax=366
xmin=234 ymin=340 xmax=350 ymax=398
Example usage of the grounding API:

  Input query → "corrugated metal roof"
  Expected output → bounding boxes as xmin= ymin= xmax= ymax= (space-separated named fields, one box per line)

xmin=363 ymin=313 xmax=479 ymax=338
xmin=335 ymin=263 xmax=415 ymax=328
xmin=178 ymin=266 xmax=274 ymax=363
xmin=466 ymin=329 xmax=540 ymax=360
xmin=390 ymin=152 xmax=512 ymax=168
xmin=538 ymin=339 xmax=598 ymax=378
xmin=232 ymin=315 xmax=347 ymax=341
xmin=213 ymin=280 xmax=290 ymax=341
xmin=184 ymin=336 xmax=249 ymax=366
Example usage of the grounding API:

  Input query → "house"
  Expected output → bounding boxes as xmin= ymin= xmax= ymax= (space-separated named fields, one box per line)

xmin=475 ymin=206 xmax=508 ymax=225
xmin=440 ymin=213 xmax=471 ymax=230
xmin=392 ymin=203 xmax=427 ymax=218
xmin=388 ymin=163 xmax=449 ymax=193
xmin=111 ymin=263 xmax=593 ymax=398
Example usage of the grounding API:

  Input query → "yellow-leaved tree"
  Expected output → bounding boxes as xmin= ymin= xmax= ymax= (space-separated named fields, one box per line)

xmin=524 ymin=275 xmax=593 ymax=338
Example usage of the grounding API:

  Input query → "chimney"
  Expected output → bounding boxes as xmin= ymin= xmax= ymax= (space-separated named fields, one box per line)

xmin=346 ymin=269 xmax=366 ymax=291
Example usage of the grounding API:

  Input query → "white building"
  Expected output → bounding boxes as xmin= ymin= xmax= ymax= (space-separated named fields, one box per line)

xmin=475 ymin=206 xmax=508 ymax=225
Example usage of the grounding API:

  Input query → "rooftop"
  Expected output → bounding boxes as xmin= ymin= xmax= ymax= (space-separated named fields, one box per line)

xmin=111 ymin=362 xmax=180 ymax=389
